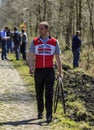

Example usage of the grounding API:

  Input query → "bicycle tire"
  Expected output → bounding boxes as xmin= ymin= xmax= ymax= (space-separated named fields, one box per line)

xmin=53 ymin=77 xmax=66 ymax=114
xmin=53 ymin=79 xmax=59 ymax=113
xmin=59 ymin=79 xmax=66 ymax=114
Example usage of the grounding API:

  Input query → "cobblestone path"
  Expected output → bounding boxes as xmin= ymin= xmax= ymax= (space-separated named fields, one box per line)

xmin=0 ymin=59 xmax=50 ymax=130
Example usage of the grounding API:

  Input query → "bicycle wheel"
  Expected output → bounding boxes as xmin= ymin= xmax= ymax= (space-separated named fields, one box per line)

xmin=59 ymin=78 xmax=66 ymax=114
xmin=53 ymin=79 xmax=59 ymax=113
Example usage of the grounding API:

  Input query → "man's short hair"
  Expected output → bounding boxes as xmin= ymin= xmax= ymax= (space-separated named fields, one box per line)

xmin=21 ymin=29 xmax=25 ymax=33
xmin=39 ymin=21 xmax=50 ymax=29
xmin=14 ymin=26 xmax=18 ymax=31
xmin=76 ymin=30 xmax=80 ymax=35
xmin=4 ymin=26 xmax=8 ymax=30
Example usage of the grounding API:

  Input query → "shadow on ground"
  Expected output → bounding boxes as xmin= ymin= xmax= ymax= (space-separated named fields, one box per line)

xmin=0 ymin=92 xmax=36 ymax=103
xmin=0 ymin=118 xmax=48 ymax=126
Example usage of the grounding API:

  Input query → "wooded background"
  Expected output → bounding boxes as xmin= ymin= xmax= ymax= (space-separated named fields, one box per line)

xmin=0 ymin=0 xmax=94 ymax=72
xmin=0 ymin=0 xmax=94 ymax=44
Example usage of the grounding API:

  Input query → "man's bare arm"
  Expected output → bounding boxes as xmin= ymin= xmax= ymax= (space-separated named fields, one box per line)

xmin=55 ymin=54 xmax=63 ymax=77
xmin=27 ymin=52 xmax=35 ymax=74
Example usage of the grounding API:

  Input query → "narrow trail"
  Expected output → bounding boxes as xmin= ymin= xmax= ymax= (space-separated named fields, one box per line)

xmin=0 ymin=58 xmax=51 ymax=130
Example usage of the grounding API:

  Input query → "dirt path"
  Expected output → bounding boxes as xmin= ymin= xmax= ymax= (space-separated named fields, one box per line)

xmin=0 ymin=59 xmax=51 ymax=130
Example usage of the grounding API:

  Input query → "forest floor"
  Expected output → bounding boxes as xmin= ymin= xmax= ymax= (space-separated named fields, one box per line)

xmin=0 ymin=52 xmax=94 ymax=130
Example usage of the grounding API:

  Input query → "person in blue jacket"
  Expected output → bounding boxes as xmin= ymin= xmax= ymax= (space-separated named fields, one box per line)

xmin=0 ymin=27 xmax=10 ymax=60
xmin=13 ymin=26 xmax=21 ymax=60
xmin=72 ymin=30 xmax=82 ymax=68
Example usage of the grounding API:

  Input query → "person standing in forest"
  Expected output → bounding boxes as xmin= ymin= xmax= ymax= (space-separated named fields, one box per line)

xmin=13 ymin=26 xmax=21 ymax=60
xmin=28 ymin=21 xmax=62 ymax=123
xmin=6 ymin=28 xmax=13 ymax=53
xmin=0 ymin=26 xmax=10 ymax=60
xmin=20 ymin=29 xmax=28 ymax=60
xmin=72 ymin=30 xmax=82 ymax=68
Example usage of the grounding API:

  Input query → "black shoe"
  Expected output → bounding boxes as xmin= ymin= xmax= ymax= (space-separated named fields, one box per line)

xmin=5 ymin=57 xmax=9 ymax=60
xmin=47 ymin=115 xmax=52 ymax=123
xmin=38 ymin=113 xmax=43 ymax=119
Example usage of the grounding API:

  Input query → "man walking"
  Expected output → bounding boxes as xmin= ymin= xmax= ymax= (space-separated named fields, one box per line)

xmin=28 ymin=21 xmax=62 ymax=123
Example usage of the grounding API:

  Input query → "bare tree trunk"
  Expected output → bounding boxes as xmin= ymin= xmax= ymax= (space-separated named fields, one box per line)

xmin=87 ymin=0 xmax=94 ymax=47
xmin=56 ymin=0 xmax=62 ymax=39
xmin=43 ymin=0 xmax=46 ymax=21
xmin=65 ymin=1 xmax=74 ymax=50
xmin=35 ymin=3 xmax=42 ymax=35
xmin=86 ymin=42 xmax=90 ymax=70
xmin=46 ymin=1 xmax=52 ymax=23
xmin=76 ymin=0 xmax=79 ymax=29
xmin=76 ymin=0 xmax=82 ymax=31
xmin=29 ymin=10 xmax=32 ymax=37
xmin=78 ymin=0 xmax=82 ymax=31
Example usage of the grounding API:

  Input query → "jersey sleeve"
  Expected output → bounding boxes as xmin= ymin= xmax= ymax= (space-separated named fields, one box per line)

xmin=29 ymin=40 xmax=35 ymax=53
xmin=54 ymin=40 xmax=61 ymax=55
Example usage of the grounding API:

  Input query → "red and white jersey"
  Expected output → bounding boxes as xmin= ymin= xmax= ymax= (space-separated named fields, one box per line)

xmin=33 ymin=37 xmax=57 ymax=68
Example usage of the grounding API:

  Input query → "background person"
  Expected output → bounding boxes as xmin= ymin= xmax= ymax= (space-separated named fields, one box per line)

xmin=0 ymin=26 xmax=10 ymax=60
xmin=13 ymin=26 xmax=21 ymax=60
xmin=72 ymin=30 xmax=82 ymax=68
xmin=6 ymin=28 xmax=13 ymax=53
xmin=20 ymin=29 xmax=28 ymax=60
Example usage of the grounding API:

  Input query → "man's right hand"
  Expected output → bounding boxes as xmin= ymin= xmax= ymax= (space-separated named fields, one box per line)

xmin=29 ymin=68 xmax=34 ymax=75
